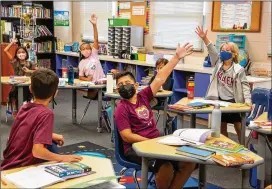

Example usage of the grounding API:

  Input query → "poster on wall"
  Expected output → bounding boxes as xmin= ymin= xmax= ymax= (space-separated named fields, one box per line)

xmin=54 ymin=11 xmax=69 ymax=26
xmin=220 ymin=2 xmax=252 ymax=30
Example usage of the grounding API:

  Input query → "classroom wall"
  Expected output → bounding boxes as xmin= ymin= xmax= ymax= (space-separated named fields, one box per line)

xmin=71 ymin=1 xmax=271 ymax=63
xmin=54 ymin=2 xmax=73 ymax=43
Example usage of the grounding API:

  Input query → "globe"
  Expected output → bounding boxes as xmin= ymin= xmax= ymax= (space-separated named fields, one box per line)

xmin=238 ymin=49 xmax=249 ymax=67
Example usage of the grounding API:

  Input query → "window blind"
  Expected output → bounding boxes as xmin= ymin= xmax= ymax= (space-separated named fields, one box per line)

xmin=151 ymin=2 xmax=204 ymax=50
xmin=80 ymin=1 xmax=114 ymax=43
xmin=268 ymin=11 xmax=271 ymax=56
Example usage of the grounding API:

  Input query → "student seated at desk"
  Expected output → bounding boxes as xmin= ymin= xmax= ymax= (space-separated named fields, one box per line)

xmin=1 ymin=69 xmax=82 ymax=171
xmin=196 ymin=26 xmax=251 ymax=143
xmin=114 ymin=43 xmax=196 ymax=189
xmin=4 ymin=38 xmax=38 ymax=116
xmin=78 ymin=14 xmax=105 ymax=99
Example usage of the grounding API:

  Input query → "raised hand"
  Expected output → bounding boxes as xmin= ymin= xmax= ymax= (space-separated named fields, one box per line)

xmin=175 ymin=43 xmax=194 ymax=59
xmin=195 ymin=26 xmax=208 ymax=39
xmin=11 ymin=38 xmax=18 ymax=44
xmin=89 ymin=14 xmax=97 ymax=25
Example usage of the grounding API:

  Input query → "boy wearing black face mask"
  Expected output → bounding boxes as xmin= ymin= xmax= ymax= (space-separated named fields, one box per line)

xmin=114 ymin=43 xmax=195 ymax=189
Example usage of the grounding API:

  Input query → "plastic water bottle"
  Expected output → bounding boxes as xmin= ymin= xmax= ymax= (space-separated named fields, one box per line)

xmin=211 ymin=104 xmax=221 ymax=138
xmin=67 ymin=65 xmax=74 ymax=85
xmin=268 ymin=89 xmax=272 ymax=121
xmin=106 ymin=72 xmax=113 ymax=93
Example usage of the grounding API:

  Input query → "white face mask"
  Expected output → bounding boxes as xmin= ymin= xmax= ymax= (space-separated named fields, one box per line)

xmin=17 ymin=53 xmax=27 ymax=60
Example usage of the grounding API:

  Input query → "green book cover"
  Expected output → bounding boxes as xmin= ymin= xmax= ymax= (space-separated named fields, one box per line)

xmin=203 ymin=140 xmax=243 ymax=153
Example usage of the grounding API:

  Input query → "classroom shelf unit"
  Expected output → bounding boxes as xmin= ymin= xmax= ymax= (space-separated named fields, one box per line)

xmin=1 ymin=1 xmax=56 ymax=71
xmin=216 ymin=34 xmax=246 ymax=52
xmin=55 ymin=52 xmax=211 ymax=120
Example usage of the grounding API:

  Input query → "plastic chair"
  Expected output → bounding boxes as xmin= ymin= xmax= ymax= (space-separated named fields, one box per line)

xmin=153 ymin=78 xmax=175 ymax=133
xmin=247 ymin=88 xmax=270 ymax=189
xmin=79 ymin=90 xmax=111 ymax=133
xmin=246 ymin=88 xmax=270 ymax=146
xmin=114 ymin=123 xmax=155 ymax=189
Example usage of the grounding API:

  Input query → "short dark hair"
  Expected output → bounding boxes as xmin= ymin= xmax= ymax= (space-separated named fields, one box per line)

xmin=31 ymin=68 xmax=59 ymax=99
xmin=155 ymin=58 xmax=169 ymax=68
xmin=14 ymin=46 xmax=29 ymax=61
xmin=116 ymin=71 xmax=136 ymax=83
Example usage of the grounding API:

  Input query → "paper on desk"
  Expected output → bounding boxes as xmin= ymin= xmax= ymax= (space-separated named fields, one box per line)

xmin=158 ymin=136 xmax=203 ymax=146
xmin=77 ymin=81 xmax=95 ymax=87
xmin=190 ymin=99 xmax=231 ymax=107
xmin=3 ymin=167 xmax=62 ymax=188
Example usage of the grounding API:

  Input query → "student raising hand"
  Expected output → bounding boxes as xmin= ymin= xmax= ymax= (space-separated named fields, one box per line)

xmin=195 ymin=26 xmax=209 ymax=45
xmin=175 ymin=42 xmax=194 ymax=59
xmin=89 ymin=14 xmax=97 ymax=25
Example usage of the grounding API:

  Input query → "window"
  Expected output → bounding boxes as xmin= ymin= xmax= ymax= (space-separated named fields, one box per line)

xmin=80 ymin=1 xmax=116 ymax=43
xmin=151 ymin=2 xmax=204 ymax=50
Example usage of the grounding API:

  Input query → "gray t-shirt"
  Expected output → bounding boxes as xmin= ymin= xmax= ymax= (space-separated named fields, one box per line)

xmin=217 ymin=64 xmax=235 ymax=100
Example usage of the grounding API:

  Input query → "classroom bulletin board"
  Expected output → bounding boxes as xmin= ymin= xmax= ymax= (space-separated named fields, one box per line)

xmin=212 ymin=1 xmax=262 ymax=32
xmin=118 ymin=1 xmax=150 ymax=34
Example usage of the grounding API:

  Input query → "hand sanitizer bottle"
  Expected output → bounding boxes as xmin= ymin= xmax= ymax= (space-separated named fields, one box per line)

xmin=211 ymin=104 xmax=221 ymax=138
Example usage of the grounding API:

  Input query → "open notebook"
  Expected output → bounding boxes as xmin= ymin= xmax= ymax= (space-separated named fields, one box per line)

xmin=158 ymin=129 xmax=212 ymax=146
xmin=2 ymin=163 xmax=94 ymax=188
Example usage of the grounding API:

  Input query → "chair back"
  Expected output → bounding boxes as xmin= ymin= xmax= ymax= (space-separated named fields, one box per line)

xmin=247 ymin=88 xmax=270 ymax=123
xmin=114 ymin=122 xmax=141 ymax=169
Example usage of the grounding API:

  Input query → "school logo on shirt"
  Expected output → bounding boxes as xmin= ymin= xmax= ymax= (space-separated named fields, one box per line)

xmin=135 ymin=105 xmax=149 ymax=120
xmin=217 ymin=71 xmax=234 ymax=87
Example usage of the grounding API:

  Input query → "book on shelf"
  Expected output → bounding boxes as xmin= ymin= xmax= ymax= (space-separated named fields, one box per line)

xmin=212 ymin=153 xmax=254 ymax=167
xmin=176 ymin=146 xmax=216 ymax=160
xmin=38 ymin=59 xmax=51 ymax=69
xmin=203 ymin=140 xmax=244 ymax=153
xmin=37 ymin=41 xmax=52 ymax=53
xmin=1 ymin=4 xmax=51 ymax=19
xmin=158 ymin=128 xmax=212 ymax=146
xmin=44 ymin=162 xmax=92 ymax=178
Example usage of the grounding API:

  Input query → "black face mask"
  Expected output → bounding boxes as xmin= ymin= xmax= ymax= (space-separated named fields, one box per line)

xmin=118 ymin=84 xmax=136 ymax=99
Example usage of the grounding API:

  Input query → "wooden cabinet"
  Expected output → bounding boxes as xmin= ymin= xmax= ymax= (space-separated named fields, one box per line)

xmin=1 ymin=43 xmax=16 ymax=104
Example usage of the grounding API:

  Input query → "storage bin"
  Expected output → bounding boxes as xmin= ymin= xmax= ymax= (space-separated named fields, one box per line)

xmin=64 ymin=45 xmax=72 ymax=52
xmin=138 ymin=53 xmax=146 ymax=61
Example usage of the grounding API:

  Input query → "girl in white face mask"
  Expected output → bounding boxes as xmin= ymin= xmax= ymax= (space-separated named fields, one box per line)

xmin=4 ymin=38 xmax=38 ymax=117
xmin=4 ymin=38 xmax=38 ymax=76
xmin=78 ymin=14 xmax=106 ymax=99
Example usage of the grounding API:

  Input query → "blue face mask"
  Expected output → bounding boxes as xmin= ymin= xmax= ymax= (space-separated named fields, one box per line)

xmin=220 ymin=51 xmax=233 ymax=61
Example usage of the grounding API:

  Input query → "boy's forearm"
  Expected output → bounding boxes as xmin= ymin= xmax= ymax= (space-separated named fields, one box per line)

xmin=128 ymin=133 xmax=149 ymax=143
xmin=32 ymin=144 xmax=63 ymax=162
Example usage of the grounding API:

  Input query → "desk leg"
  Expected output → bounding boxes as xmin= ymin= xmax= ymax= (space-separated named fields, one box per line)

xmin=110 ymin=99 xmax=116 ymax=145
xmin=97 ymin=89 xmax=103 ymax=133
xmin=257 ymin=134 xmax=266 ymax=189
xmin=163 ymin=97 xmax=169 ymax=135
xmin=17 ymin=86 xmax=24 ymax=109
xmin=177 ymin=114 xmax=184 ymax=129
xmin=72 ymin=89 xmax=77 ymax=124
xmin=190 ymin=114 xmax=196 ymax=128
xmin=141 ymin=157 xmax=149 ymax=189
xmin=240 ymin=113 xmax=246 ymax=145
xmin=198 ymin=164 xmax=206 ymax=189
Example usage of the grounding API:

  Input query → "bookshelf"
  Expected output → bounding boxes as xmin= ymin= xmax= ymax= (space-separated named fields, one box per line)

xmin=0 ymin=1 xmax=56 ymax=72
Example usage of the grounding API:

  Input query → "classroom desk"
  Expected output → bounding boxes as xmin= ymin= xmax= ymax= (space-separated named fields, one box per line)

xmin=105 ymin=89 xmax=173 ymax=142
xmin=248 ymin=112 xmax=272 ymax=188
xmin=1 ymin=77 xmax=106 ymax=132
xmin=1 ymin=156 xmax=117 ymax=188
xmin=132 ymin=135 xmax=264 ymax=189
xmin=168 ymin=97 xmax=252 ymax=145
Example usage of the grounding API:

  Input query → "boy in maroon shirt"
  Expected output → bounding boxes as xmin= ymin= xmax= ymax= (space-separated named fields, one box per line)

xmin=114 ymin=43 xmax=196 ymax=189
xmin=1 ymin=69 xmax=82 ymax=170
